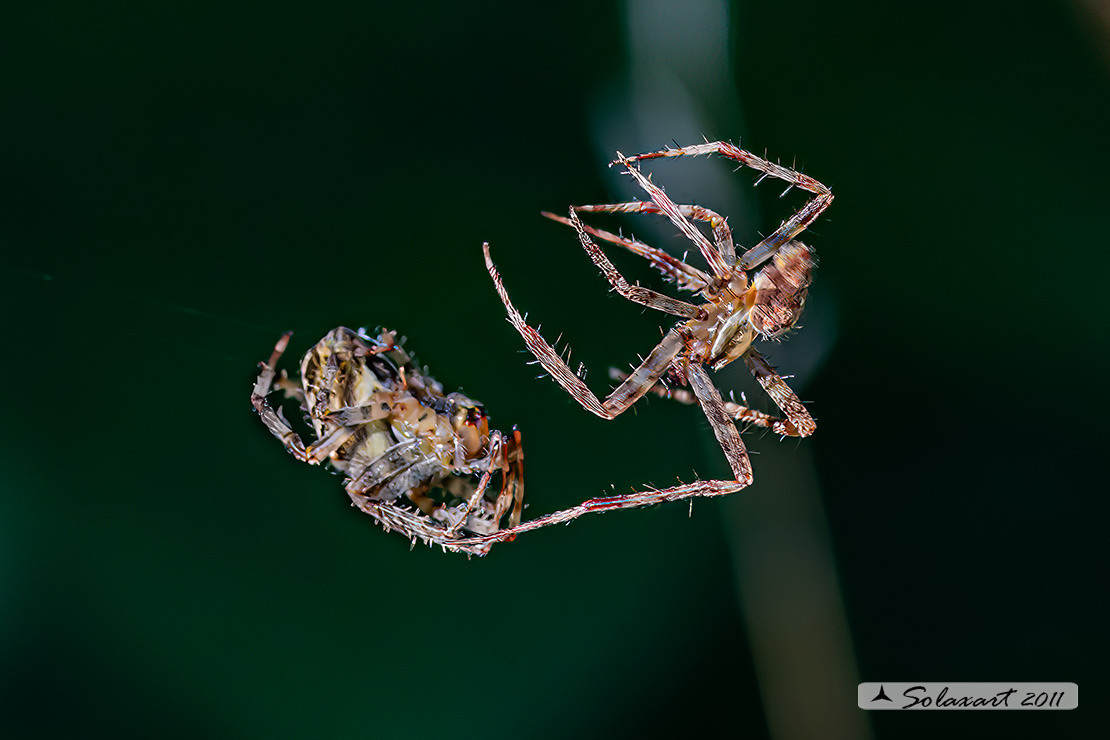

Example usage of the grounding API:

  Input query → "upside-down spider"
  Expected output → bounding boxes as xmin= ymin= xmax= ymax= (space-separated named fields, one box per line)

xmin=251 ymin=327 xmax=524 ymax=556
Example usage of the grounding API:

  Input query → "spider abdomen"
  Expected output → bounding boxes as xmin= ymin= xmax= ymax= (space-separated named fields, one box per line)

xmin=748 ymin=241 xmax=815 ymax=338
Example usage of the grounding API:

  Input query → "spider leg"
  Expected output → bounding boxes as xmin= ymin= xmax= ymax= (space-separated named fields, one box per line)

xmin=608 ymin=367 xmax=802 ymax=436
xmin=541 ymin=211 xmax=711 ymax=294
xmin=686 ymin=361 xmax=754 ymax=484
xmin=352 ymin=430 xmax=524 ymax=552
xmin=354 ymin=328 xmax=397 ymax=356
xmin=742 ymin=348 xmax=816 ymax=437
xmin=444 ymin=476 xmax=746 ymax=550
xmin=502 ymin=427 xmax=525 ymax=529
xmin=570 ymin=199 xmax=736 ymax=267
xmin=304 ymin=424 xmax=358 ymax=463
xmin=343 ymin=438 xmax=423 ymax=494
xmin=347 ymin=494 xmax=494 ymax=556
xmin=565 ymin=208 xmax=705 ymax=320
xmin=484 ymin=243 xmax=685 ymax=419
xmin=445 ymin=428 xmax=521 ymax=534
xmin=252 ymin=331 xmax=311 ymax=462
xmin=445 ymin=430 xmax=504 ymax=535
xmin=615 ymin=141 xmax=833 ymax=272
xmin=617 ymin=156 xmax=732 ymax=277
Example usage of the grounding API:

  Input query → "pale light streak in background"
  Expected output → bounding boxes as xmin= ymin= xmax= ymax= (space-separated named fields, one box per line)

xmin=583 ymin=2 xmax=871 ymax=737
xmin=1072 ymin=0 xmax=1110 ymax=73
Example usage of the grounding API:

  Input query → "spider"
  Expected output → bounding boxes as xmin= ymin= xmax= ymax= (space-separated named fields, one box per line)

xmin=251 ymin=327 xmax=524 ymax=556
xmin=481 ymin=140 xmax=833 ymax=516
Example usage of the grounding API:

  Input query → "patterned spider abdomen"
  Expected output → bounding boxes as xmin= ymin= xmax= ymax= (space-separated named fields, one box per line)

xmin=748 ymin=241 xmax=815 ymax=339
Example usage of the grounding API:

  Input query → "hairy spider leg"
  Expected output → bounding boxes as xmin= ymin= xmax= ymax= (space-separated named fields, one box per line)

xmin=609 ymin=346 xmax=816 ymax=437
xmin=484 ymin=242 xmax=685 ymax=419
xmin=332 ymin=422 xmax=516 ymax=534
xmin=252 ymin=331 xmax=312 ymax=462
xmin=446 ymin=429 xmax=505 ymax=535
xmin=568 ymin=199 xmax=736 ymax=268
xmin=502 ymin=427 xmax=525 ymax=529
xmin=615 ymin=154 xmax=732 ymax=277
xmin=565 ymin=208 xmax=705 ymax=319
xmin=348 ymin=493 xmax=495 ymax=556
xmin=443 ymin=476 xmax=748 ymax=550
xmin=343 ymin=437 xmax=423 ymax=494
xmin=686 ymin=361 xmax=754 ymax=483
xmin=304 ymin=424 xmax=359 ymax=463
xmin=321 ymin=404 xmax=482 ymax=477
xmin=742 ymin=347 xmax=816 ymax=436
xmin=540 ymin=211 xmax=712 ymax=294
xmin=608 ymin=366 xmax=804 ymax=437
xmin=474 ymin=427 xmax=524 ymax=532
xmin=615 ymin=141 xmax=833 ymax=272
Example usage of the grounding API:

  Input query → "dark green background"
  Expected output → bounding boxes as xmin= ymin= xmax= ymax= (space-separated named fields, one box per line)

xmin=2 ymin=1 xmax=1107 ymax=737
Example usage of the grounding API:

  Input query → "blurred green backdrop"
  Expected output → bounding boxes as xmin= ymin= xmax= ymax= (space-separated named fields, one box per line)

xmin=2 ymin=1 xmax=1107 ymax=738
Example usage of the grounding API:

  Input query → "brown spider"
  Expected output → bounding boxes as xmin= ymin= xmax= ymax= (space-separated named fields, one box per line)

xmin=251 ymin=327 xmax=524 ymax=556
xmin=481 ymin=140 xmax=833 ymax=517
xmin=253 ymin=141 xmax=833 ymax=555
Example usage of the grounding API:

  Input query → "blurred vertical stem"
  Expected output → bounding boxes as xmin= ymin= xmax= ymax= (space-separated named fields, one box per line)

xmin=583 ymin=2 xmax=872 ymax=737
